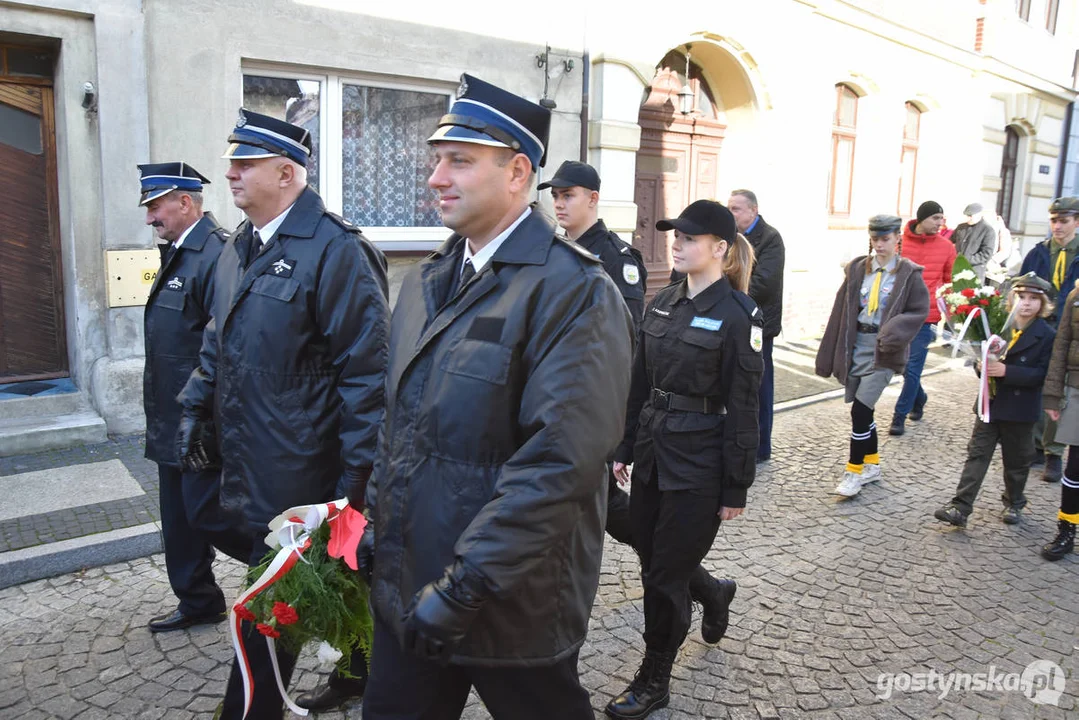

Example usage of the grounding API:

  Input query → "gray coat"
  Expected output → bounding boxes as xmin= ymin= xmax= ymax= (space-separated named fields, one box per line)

xmin=367 ymin=209 xmax=633 ymax=667
xmin=952 ymin=219 xmax=996 ymax=281
xmin=815 ymin=255 xmax=929 ymax=386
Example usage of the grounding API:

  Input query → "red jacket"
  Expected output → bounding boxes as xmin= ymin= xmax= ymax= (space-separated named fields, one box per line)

xmin=901 ymin=220 xmax=955 ymax=323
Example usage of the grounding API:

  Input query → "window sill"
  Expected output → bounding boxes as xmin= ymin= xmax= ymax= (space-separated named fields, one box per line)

xmin=362 ymin=226 xmax=448 ymax=253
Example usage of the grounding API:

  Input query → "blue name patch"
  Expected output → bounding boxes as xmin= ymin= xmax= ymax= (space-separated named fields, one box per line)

xmin=690 ymin=317 xmax=723 ymax=331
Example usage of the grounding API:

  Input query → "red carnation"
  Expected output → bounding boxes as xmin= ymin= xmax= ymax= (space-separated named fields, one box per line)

xmin=955 ymin=304 xmax=971 ymax=315
xmin=256 ymin=623 xmax=281 ymax=639
xmin=234 ymin=604 xmax=257 ymax=623
xmin=272 ymin=602 xmax=300 ymax=626
xmin=961 ymin=288 xmax=976 ymax=298
xmin=979 ymin=299 xmax=990 ymax=306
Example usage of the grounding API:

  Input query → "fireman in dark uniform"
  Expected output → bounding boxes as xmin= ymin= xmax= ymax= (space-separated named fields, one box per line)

xmin=138 ymin=162 xmax=250 ymax=634
xmin=541 ymin=161 xmax=735 ymax=647
xmin=609 ymin=200 xmax=763 ymax=720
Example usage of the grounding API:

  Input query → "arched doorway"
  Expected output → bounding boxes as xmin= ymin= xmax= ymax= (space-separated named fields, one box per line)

xmin=633 ymin=49 xmax=726 ymax=296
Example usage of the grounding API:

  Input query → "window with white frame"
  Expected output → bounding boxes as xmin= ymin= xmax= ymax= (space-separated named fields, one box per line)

xmin=242 ymin=67 xmax=453 ymax=249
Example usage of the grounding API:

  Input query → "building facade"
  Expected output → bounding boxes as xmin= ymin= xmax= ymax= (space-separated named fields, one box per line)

xmin=1 ymin=0 xmax=1076 ymax=433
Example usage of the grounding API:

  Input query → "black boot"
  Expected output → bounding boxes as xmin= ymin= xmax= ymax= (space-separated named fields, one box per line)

xmin=295 ymin=667 xmax=366 ymax=710
xmin=1042 ymin=455 xmax=1063 ymax=483
xmin=889 ymin=415 xmax=906 ymax=436
xmin=605 ymin=650 xmax=675 ymax=719
xmin=1041 ymin=519 xmax=1076 ymax=561
xmin=689 ymin=572 xmax=736 ymax=644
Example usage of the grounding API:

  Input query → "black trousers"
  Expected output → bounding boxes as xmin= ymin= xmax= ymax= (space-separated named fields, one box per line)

xmin=950 ymin=419 xmax=1033 ymax=515
xmin=178 ymin=465 xmax=255 ymax=563
xmin=158 ymin=463 xmax=225 ymax=616
xmin=630 ymin=475 xmax=722 ymax=652
xmin=362 ymin=620 xmax=592 ymax=720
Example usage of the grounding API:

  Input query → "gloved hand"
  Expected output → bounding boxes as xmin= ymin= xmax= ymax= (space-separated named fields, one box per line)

xmin=401 ymin=560 xmax=488 ymax=664
xmin=337 ymin=468 xmax=372 ymax=509
xmin=356 ymin=511 xmax=376 ymax=585
xmin=176 ymin=413 xmax=220 ymax=473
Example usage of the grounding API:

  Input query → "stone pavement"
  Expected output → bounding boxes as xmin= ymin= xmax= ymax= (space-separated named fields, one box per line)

xmin=2 ymin=366 xmax=1076 ymax=719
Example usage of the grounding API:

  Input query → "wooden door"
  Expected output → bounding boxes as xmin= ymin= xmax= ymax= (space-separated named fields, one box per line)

xmin=632 ymin=60 xmax=726 ymax=299
xmin=0 ymin=82 xmax=67 ymax=381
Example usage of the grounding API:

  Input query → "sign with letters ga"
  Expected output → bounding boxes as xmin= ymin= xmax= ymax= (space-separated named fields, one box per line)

xmin=105 ymin=249 xmax=160 ymax=307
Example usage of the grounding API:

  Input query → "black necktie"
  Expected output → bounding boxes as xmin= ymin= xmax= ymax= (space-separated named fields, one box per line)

xmin=459 ymin=259 xmax=476 ymax=291
xmin=253 ymin=230 xmax=264 ymax=257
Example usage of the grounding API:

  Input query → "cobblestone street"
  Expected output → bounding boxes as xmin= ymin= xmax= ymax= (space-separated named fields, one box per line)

xmin=0 ymin=367 xmax=1075 ymax=719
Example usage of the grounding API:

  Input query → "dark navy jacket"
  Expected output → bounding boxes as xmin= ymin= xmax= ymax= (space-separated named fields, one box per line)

xmin=985 ymin=317 xmax=1054 ymax=424
xmin=143 ymin=213 xmax=227 ymax=465
xmin=1020 ymin=240 xmax=1079 ymax=324
xmin=179 ymin=187 xmax=389 ymax=533
xmin=575 ymin=219 xmax=647 ymax=331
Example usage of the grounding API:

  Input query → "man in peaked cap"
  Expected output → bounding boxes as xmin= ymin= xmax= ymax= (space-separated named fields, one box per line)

xmin=177 ymin=109 xmax=390 ymax=719
xmin=1020 ymin=195 xmax=1079 ymax=482
xmin=360 ymin=75 xmax=633 ymax=719
xmin=139 ymin=162 xmax=251 ymax=634
xmin=951 ymin=202 xmax=996 ymax=284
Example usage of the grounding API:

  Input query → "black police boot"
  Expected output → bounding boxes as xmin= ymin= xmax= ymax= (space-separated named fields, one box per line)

xmin=1041 ymin=455 xmax=1063 ymax=483
xmin=605 ymin=649 xmax=675 ymax=719
xmin=689 ymin=573 xmax=736 ymax=644
xmin=889 ymin=415 xmax=906 ymax=436
xmin=909 ymin=397 xmax=926 ymax=421
xmin=1041 ymin=520 xmax=1076 ymax=561
xmin=1031 ymin=449 xmax=1046 ymax=468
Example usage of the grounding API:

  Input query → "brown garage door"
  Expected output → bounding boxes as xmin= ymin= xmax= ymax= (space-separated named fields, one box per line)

xmin=0 ymin=80 xmax=67 ymax=381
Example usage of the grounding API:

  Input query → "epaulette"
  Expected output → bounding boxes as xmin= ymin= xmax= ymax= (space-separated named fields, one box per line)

xmin=326 ymin=211 xmax=363 ymax=235
xmin=555 ymin=236 xmax=602 ymax=264
xmin=733 ymin=291 xmax=763 ymax=323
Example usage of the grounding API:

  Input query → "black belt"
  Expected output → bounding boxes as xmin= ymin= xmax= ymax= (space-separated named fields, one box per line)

xmin=856 ymin=322 xmax=879 ymax=333
xmin=651 ymin=389 xmax=726 ymax=415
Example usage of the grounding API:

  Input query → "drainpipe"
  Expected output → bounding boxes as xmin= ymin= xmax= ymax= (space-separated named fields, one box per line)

xmin=579 ymin=50 xmax=590 ymax=162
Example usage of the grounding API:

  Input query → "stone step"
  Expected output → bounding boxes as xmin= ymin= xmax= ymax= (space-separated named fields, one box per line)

xmin=0 ymin=391 xmax=81 ymax=421
xmin=0 ymin=411 xmax=108 ymax=457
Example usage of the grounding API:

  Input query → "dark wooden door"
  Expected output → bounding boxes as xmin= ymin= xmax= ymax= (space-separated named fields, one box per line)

xmin=632 ymin=62 xmax=726 ymax=299
xmin=0 ymin=82 xmax=67 ymax=381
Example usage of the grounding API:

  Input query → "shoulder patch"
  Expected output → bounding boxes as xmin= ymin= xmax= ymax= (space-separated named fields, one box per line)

xmin=556 ymin=236 xmax=602 ymax=264
xmin=750 ymin=325 xmax=763 ymax=352
xmin=623 ymin=263 xmax=641 ymax=285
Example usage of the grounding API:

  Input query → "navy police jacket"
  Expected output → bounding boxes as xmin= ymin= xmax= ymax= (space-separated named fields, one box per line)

xmin=143 ymin=213 xmax=227 ymax=465
xmin=179 ymin=187 xmax=389 ymax=533
xmin=1020 ymin=241 xmax=1079 ymax=324
xmin=366 ymin=209 xmax=633 ymax=666
xmin=615 ymin=276 xmax=764 ymax=508
xmin=985 ymin=317 xmax=1054 ymax=424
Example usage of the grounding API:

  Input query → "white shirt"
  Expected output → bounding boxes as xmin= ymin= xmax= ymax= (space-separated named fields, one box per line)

xmin=462 ymin=207 xmax=532 ymax=275
xmin=171 ymin=218 xmax=200 ymax=250
xmin=253 ymin=203 xmax=296 ymax=247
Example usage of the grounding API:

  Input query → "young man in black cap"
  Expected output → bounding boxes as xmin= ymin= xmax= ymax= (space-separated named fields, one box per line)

xmin=541 ymin=160 xmax=736 ymax=648
xmin=177 ymin=109 xmax=389 ymax=719
xmin=139 ymin=162 xmax=249 ymax=633
xmin=359 ymin=75 xmax=633 ymax=720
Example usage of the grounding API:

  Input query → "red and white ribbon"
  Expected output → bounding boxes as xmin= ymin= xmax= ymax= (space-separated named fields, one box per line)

xmin=229 ymin=499 xmax=347 ymax=719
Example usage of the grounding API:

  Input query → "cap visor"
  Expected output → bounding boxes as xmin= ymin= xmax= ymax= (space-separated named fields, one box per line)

xmin=221 ymin=142 xmax=282 ymax=161
xmin=139 ymin=188 xmax=174 ymax=206
xmin=427 ymin=125 xmax=511 ymax=149
xmin=536 ymin=178 xmax=578 ymax=191
xmin=656 ymin=218 xmax=709 ymax=235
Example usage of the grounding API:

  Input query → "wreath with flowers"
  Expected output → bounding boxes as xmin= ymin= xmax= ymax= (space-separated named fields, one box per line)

xmin=936 ymin=255 xmax=1010 ymax=344
xmin=229 ymin=500 xmax=372 ymax=718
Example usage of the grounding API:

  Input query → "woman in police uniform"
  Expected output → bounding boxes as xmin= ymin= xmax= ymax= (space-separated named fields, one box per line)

xmin=608 ymin=200 xmax=762 ymax=720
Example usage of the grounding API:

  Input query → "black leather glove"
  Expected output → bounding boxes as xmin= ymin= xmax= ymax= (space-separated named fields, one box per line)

xmin=338 ymin=468 xmax=372 ymax=508
xmin=176 ymin=413 xmax=220 ymax=473
xmin=356 ymin=511 xmax=376 ymax=586
xmin=401 ymin=560 xmax=488 ymax=664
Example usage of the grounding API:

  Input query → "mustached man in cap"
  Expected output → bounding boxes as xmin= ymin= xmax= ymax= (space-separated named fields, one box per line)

xmin=1020 ymin=196 xmax=1079 ymax=482
xmin=139 ymin=163 xmax=250 ymax=634
xmin=177 ymin=110 xmax=389 ymax=719
xmin=359 ymin=75 xmax=632 ymax=719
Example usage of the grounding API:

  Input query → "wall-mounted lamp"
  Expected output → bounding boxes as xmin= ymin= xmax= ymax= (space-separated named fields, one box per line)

xmin=81 ymin=81 xmax=97 ymax=111
xmin=678 ymin=46 xmax=694 ymax=116
xmin=536 ymin=44 xmax=575 ymax=110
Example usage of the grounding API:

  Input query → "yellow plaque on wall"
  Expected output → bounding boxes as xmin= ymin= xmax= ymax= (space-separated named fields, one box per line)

xmin=105 ymin=250 xmax=160 ymax=307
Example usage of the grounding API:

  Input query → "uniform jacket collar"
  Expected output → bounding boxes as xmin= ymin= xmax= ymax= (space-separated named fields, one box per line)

xmin=178 ymin=212 xmax=221 ymax=253
xmin=429 ymin=208 xmax=557 ymax=268
xmin=672 ymin=275 xmax=732 ymax=313
xmin=1008 ymin=317 xmax=1050 ymax=355
xmin=270 ymin=186 xmax=324 ymax=240
xmin=576 ymin=219 xmax=609 ymax=254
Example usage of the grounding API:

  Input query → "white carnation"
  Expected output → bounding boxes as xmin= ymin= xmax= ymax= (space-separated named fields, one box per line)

xmin=946 ymin=293 xmax=966 ymax=306
xmin=316 ymin=641 xmax=343 ymax=672
xmin=975 ymin=286 xmax=997 ymax=297
xmin=936 ymin=283 xmax=953 ymax=298
xmin=953 ymin=270 xmax=977 ymax=282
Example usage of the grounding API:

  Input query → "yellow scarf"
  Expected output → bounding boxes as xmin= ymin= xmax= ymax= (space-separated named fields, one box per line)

xmin=867 ymin=269 xmax=883 ymax=315
xmin=1007 ymin=328 xmax=1023 ymax=352
xmin=1053 ymin=248 xmax=1067 ymax=289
